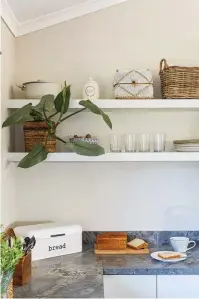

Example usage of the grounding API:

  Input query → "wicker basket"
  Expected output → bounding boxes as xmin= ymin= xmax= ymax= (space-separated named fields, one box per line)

xmin=1 ymin=275 xmax=13 ymax=299
xmin=23 ymin=121 xmax=56 ymax=152
xmin=159 ymin=59 xmax=199 ymax=99
xmin=7 ymin=280 xmax=13 ymax=299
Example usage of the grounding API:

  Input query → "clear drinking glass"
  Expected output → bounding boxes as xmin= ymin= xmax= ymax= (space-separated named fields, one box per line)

xmin=124 ymin=134 xmax=137 ymax=152
xmin=138 ymin=133 xmax=150 ymax=152
xmin=110 ymin=134 xmax=122 ymax=152
xmin=153 ymin=133 xmax=166 ymax=152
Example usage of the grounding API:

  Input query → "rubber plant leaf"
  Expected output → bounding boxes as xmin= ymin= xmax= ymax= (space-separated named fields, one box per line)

xmin=79 ymin=100 xmax=112 ymax=129
xmin=54 ymin=84 xmax=71 ymax=115
xmin=2 ymin=103 xmax=34 ymax=128
xmin=66 ymin=141 xmax=105 ymax=156
xmin=18 ymin=144 xmax=48 ymax=168
xmin=33 ymin=94 xmax=55 ymax=114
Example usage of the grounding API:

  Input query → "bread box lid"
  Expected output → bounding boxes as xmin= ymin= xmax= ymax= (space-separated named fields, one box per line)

xmin=14 ymin=223 xmax=82 ymax=240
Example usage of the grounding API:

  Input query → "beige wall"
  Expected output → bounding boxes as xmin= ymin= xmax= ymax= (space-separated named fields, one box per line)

xmin=1 ymin=19 xmax=16 ymax=227
xmin=15 ymin=0 xmax=199 ymax=99
xmin=10 ymin=0 xmax=199 ymax=230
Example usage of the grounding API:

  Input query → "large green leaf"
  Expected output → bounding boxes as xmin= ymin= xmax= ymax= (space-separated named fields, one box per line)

xmin=34 ymin=94 xmax=55 ymax=114
xmin=79 ymin=100 xmax=112 ymax=129
xmin=66 ymin=141 xmax=105 ymax=156
xmin=54 ymin=84 xmax=71 ymax=115
xmin=18 ymin=144 xmax=48 ymax=168
xmin=2 ymin=103 xmax=34 ymax=128
xmin=29 ymin=110 xmax=43 ymax=121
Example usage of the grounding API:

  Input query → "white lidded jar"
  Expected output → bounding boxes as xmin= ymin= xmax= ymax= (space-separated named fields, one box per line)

xmin=82 ymin=77 xmax=99 ymax=100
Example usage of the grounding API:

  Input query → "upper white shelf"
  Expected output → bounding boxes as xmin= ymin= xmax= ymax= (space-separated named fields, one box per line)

xmin=6 ymin=99 xmax=199 ymax=109
xmin=8 ymin=152 xmax=199 ymax=162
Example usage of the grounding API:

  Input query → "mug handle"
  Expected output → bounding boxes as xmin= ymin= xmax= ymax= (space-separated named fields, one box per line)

xmin=187 ymin=241 xmax=196 ymax=251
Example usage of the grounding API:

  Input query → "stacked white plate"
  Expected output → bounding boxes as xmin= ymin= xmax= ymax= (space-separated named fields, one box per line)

xmin=173 ymin=139 xmax=199 ymax=152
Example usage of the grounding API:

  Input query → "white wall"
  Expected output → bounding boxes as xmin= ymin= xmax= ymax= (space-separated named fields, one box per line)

xmin=13 ymin=0 xmax=199 ymax=230
xmin=15 ymin=162 xmax=199 ymax=231
xmin=15 ymin=0 xmax=199 ymax=99
xmin=1 ymin=19 xmax=16 ymax=227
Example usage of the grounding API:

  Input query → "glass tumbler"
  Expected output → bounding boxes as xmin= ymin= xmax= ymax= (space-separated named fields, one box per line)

xmin=110 ymin=134 xmax=122 ymax=152
xmin=138 ymin=133 xmax=150 ymax=152
xmin=124 ymin=134 xmax=137 ymax=152
xmin=153 ymin=133 xmax=166 ymax=152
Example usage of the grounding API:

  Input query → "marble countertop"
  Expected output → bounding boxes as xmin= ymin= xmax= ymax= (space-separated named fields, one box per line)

xmin=14 ymin=246 xmax=199 ymax=298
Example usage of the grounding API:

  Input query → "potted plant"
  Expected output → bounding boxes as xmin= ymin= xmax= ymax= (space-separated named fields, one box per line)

xmin=2 ymin=82 xmax=112 ymax=168
xmin=0 ymin=228 xmax=24 ymax=298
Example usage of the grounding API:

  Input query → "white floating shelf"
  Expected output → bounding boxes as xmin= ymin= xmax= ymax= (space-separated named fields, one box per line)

xmin=7 ymin=152 xmax=199 ymax=163
xmin=6 ymin=99 xmax=199 ymax=109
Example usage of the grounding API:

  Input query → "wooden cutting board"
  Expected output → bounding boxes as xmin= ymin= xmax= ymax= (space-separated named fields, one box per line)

xmin=94 ymin=244 xmax=149 ymax=255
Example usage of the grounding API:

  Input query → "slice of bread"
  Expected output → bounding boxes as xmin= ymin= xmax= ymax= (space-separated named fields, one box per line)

xmin=158 ymin=252 xmax=181 ymax=260
xmin=127 ymin=238 xmax=148 ymax=250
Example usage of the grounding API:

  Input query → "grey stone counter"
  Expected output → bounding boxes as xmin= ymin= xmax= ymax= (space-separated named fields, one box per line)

xmin=101 ymin=246 xmax=199 ymax=275
xmin=14 ymin=249 xmax=104 ymax=298
xmin=14 ymin=246 xmax=199 ymax=298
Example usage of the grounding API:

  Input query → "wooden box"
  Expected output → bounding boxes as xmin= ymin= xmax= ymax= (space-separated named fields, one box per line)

xmin=13 ymin=251 xmax=32 ymax=286
xmin=97 ymin=233 xmax=127 ymax=250
xmin=6 ymin=228 xmax=32 ymax=286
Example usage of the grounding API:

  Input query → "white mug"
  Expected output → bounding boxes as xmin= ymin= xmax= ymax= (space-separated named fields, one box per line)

xmin=170 ymin=237 xmax=196 ymax=253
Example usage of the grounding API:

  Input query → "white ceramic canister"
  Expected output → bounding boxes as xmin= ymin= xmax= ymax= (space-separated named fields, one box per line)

xmin=82 ymin=77 xmax=99 ymax=100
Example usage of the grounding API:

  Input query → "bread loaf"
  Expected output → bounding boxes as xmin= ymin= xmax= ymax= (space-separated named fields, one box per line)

xmin=97 ymin=233 xmax=127 ymax=250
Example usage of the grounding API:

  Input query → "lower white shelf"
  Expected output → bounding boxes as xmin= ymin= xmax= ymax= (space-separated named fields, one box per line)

xmin=7 ymin=152 xmax=199 ymax=162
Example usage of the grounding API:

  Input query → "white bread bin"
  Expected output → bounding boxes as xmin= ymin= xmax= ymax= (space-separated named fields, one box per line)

xmin=14 ymin=223 xmax=82 ymax=261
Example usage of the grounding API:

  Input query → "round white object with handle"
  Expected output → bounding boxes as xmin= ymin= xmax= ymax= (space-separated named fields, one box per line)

xmin=17 ymin=80 xmax=61 ymax=99
xmin=170 ymin=237 xmax=196 ymax=253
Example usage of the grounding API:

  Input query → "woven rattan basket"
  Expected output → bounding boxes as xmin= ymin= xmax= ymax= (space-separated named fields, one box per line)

xmin=159 ymin=59 xmax=199 ymax=99
xmin=7 ymin=280 xmax=13 ymax=299
xmin=4 ymin=229 xmax=15 ymax=298
xmin=23 ymin=121 xmax=56 ymax=152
